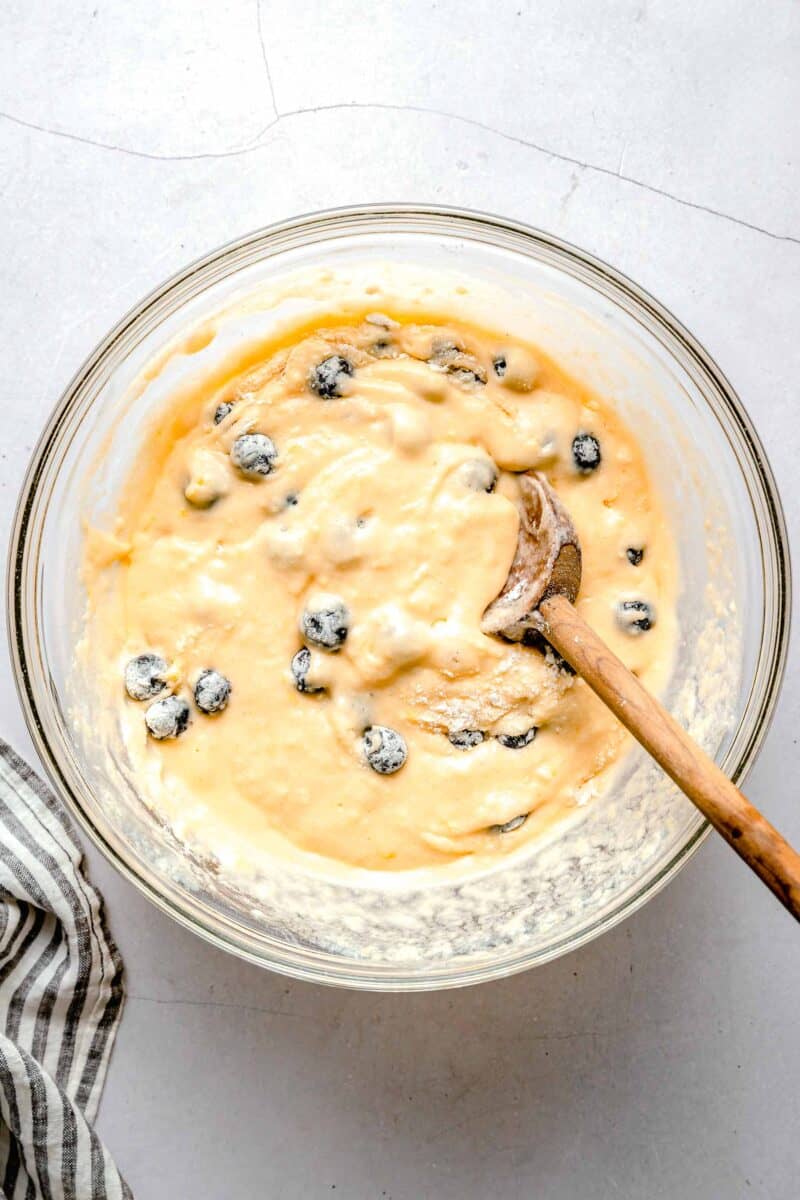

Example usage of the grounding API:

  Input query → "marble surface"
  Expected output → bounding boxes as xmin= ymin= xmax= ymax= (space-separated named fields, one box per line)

xmin=1 ymin=2 xmax=799 ymax=1196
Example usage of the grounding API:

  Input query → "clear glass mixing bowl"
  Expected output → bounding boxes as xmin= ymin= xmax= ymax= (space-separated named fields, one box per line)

xmin=7 ymin=206 xmax=790 ymax=990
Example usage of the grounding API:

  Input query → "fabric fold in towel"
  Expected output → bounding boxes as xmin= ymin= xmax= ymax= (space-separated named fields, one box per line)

xmin=0 ymin=740 xmax=130 ymax=1199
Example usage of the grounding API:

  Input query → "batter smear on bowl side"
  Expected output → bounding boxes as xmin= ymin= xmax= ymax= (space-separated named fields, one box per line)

xmin=84 ymin=311 xmax=678 ymax=871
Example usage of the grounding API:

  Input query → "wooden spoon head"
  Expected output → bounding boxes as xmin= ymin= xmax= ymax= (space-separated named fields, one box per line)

xmin=481 ymin=472 xmax=582 ymax=641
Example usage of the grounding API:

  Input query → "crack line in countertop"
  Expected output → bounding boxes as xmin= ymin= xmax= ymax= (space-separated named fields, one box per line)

xmin=0 ymin=101 xmax=797 ymax=247
xmin=127 ymin=993 xmax=309 ymax=1019
xmin=255 ymin=0 xmax=278 ymax=117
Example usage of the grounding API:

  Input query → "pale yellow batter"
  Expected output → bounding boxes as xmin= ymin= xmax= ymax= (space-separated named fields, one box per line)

xmin=84 ymin=309 xmax=677 ymax=872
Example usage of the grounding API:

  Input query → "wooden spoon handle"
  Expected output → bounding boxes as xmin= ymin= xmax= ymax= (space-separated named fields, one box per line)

xmin=539 ymin=592 xmax=800 ymax=921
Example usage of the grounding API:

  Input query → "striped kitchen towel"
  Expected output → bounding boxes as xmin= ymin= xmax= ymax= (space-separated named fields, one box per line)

xmin=0 ymin=740 xmax=130 ymax=1199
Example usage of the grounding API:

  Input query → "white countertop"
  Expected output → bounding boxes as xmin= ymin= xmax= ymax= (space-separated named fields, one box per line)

xmin=2 ymin=2 xmax=799 ymax=1196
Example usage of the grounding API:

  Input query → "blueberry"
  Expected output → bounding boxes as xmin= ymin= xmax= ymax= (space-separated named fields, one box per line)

xmin=194 ymin=669 xmax=231 ymax=714
xmin=145 ymin=695 xmax=190 ymax=740
xmin=496 ymin=727 xmax=537 ymax=749
xmin=363 ymin=725 xmax=408 ymax=775
xmin=124 ymin=653 xmax=169 ymax=701
xmin=616 ymin=599 xmax=656 ymax=634
xmin=300 ymin=596 xmax=350 ymax=651
xmin=492 ymin=355 xmax=507 ymax=378
xmin=231 ymin=433 xmax=277 ymax=478
xmin=490 ymin=813 xmax=528 ymax=834
xmin=309 ymin=355 xmax=353 ymax=399
xmin=547 ymin=648 xmax=576 ymax=676
xmin=291 ymin=647 xmax=324 ymax=694
xmin=626 ymin=547 xmax=644 ymax=566
xmin=572 ymin=433 xmax=602 ymax=473
xmin=213 ymin=401 xmax=234 ymax=425
xmin=448 ymin=729 xmax=485 ymax=750
xmin=371 ymin=339 xmax=395 ymax=358
xmin=459 ymin=458 xmax=498 ymax=493
xmin=284 ymin=492 xmax=300 ymax=508
xmin=520 ymin=629 xmax=575 ymax=674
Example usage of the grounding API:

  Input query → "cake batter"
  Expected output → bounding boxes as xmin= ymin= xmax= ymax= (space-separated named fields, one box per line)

xmin=83 ymin=311 xmax=678 ymax=871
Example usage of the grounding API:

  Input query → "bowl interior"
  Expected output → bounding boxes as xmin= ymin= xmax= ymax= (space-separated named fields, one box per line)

xmin=9 ymin=210 xmax=789 ymax=989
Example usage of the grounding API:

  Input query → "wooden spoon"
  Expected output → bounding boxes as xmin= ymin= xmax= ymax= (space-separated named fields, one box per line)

xmin=483 ymin=472 xmax=800 ymax=921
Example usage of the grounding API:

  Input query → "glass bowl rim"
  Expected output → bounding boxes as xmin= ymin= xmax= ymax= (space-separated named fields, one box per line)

xmin=6 ymin=203 xmax=792 ymax=990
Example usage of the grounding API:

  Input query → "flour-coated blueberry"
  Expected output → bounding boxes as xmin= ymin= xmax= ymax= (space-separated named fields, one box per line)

xmin=194 ymin=669 xmax=231 ymax=714
xmin=231 ymin=433 xmax=277 ymax=478
xmin=124 ymin=653 xmax=168 ymax=701
xmin=145 ymin=695 xmax=190 ymax=740
xmin=572 ymin=433 xmax=602 ymax=473
xmin=363 ymin=725 xmax=408 ymax=775
xmin=309 ymin=356 xmax=353 ymax=399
